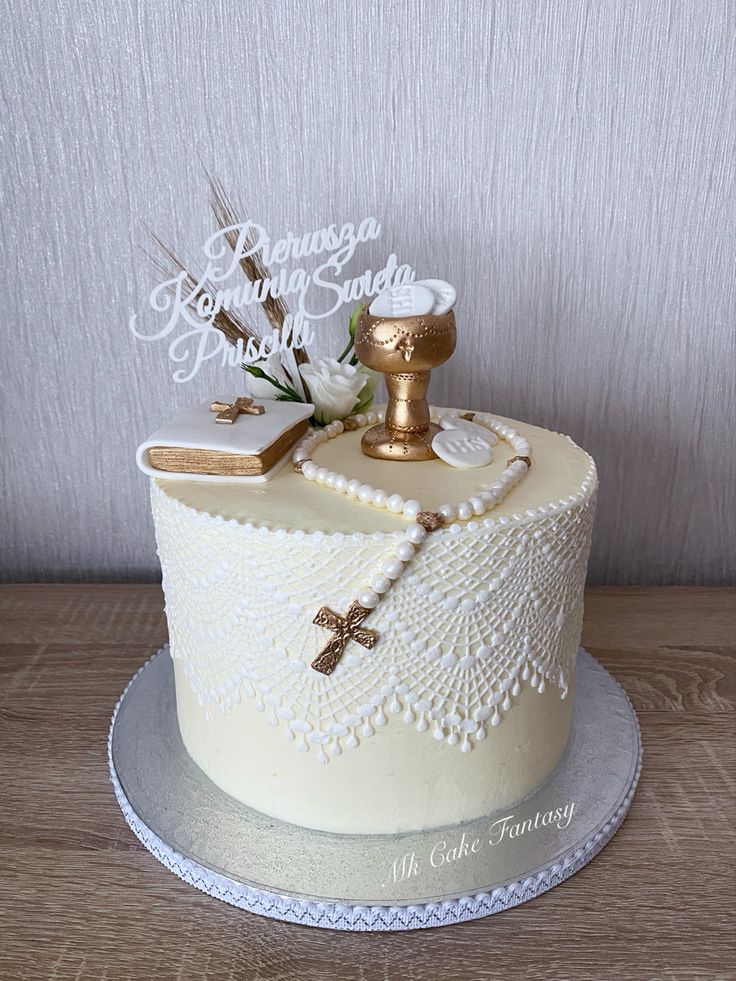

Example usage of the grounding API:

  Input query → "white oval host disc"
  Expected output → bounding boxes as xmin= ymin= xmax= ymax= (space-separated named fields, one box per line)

xmin=439 ymin=414 xmax=499 ymax=445
xmin=369 ymin=284 xmax=436 ymax=319
xmin=432 ymin=428 xmax=494 ymax=469
xmin=415 ymin=279 xmax=457 ymax=315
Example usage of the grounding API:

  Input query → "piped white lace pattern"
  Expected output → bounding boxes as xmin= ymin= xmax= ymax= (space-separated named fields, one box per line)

xmin=152 ymin=451 xmax=596 ymax=763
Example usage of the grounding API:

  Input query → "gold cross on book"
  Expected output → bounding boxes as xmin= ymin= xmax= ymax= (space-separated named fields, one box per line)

xmin=210 ymin=397 xmax=265 ymax=424
xmin=311 ymin=602 xmax=378 ymax=675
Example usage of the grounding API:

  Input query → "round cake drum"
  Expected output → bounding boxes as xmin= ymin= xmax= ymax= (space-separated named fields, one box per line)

xmin=108 ymin=647 xmax=641 ymax=931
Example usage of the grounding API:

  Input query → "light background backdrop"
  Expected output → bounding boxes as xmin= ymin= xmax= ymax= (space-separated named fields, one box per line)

xmin=2 ymin=0 xmax=734 ymax=584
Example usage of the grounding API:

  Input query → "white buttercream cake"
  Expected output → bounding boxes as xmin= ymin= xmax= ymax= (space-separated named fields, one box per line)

xmin=147 ymin=408 xmax=597 ymax=834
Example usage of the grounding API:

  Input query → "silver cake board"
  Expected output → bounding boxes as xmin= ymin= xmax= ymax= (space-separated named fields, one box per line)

xmin=108 ymin=647 xmax=641 ymax=932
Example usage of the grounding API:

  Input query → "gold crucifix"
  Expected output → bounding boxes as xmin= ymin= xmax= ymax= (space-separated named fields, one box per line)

xmin=311 ymin=601 xmax=378 ymax=675
xmin=210 ymin=397 xmax=265 ymax=424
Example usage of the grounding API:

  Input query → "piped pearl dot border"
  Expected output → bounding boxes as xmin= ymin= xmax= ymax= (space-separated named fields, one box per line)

xmin=292 ymin=409 xmax=533 ymax=672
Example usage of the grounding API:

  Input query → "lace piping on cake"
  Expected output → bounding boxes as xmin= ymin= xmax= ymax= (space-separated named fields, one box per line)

xmin=152 ymin=465 xmax=597 ymax=762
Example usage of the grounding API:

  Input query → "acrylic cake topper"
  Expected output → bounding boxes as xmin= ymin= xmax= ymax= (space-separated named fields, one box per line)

xmin=127 ymin=177 xmax=416 ymax=421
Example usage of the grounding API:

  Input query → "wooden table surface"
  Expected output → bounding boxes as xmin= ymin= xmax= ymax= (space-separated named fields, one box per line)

xmin=1 ymin=585 xmax=734 ymax=981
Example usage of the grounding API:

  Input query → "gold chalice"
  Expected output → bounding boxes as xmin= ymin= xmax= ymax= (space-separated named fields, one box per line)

xmin=355 ymin=308 xmax=456 ymax=461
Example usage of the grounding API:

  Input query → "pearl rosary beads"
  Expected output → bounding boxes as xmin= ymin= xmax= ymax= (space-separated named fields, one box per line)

xmin=292 ymin=408 xmax=532 ymax=674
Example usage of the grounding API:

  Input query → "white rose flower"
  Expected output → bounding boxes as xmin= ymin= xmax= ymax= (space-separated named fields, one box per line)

xmin=244 ymin=352 xmax=292 ymax=400
xmin=353 ymin=367 xmax=381 ymax=414
xmin=298 ymin=358 xmax=366 ymax=425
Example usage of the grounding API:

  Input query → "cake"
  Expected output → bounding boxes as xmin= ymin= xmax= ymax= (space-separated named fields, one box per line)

xmin=138 ymin=280 xmax=597 ymax=836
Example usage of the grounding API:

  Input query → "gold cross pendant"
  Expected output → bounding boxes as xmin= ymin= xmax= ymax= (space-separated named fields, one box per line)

xmin=311 ymin=601 xmax=378 ymax=675
xmin=210 ymin=397 xmax=265 ymax=424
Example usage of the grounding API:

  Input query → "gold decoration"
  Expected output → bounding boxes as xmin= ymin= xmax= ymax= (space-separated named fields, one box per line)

xmin=507 ymin=455 xmax=532 ymax=469
xmin=311 ymin=602 xmax=378 ymax=675
xmin=354 ymin=309 xmax=456 ymax=461
xmin=210 ymin=397 xmax=265 ymax=424
xmin=416 ymin=511 xmax=446 ymax=532
xmin=149 ymin=420 xmax=307 ymax=477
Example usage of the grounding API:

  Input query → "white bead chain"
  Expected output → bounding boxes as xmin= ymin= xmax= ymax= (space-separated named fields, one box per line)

xmin=293 ymin=409 xmax=532 ymax=630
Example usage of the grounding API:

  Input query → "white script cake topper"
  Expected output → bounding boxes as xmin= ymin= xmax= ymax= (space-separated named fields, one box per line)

xmin=129 ymin=217 xmax=415 ymax=383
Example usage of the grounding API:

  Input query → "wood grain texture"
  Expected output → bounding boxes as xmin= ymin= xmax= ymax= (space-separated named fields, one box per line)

xmin=1 ymin=1 xmax=735 ymax=585
xmin=0 ymin=584 xmax=734 ymax=980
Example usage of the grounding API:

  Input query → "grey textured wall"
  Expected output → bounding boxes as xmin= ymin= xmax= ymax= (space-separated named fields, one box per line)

xmin=2 ymin=0 xmax=734 ymax=584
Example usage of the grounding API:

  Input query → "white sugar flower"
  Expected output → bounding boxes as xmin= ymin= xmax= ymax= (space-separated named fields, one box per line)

xmin=353 ymin=367 xmax=381 ymax=414
xmin=298 ymin=358 xmax=367 ymax=425
xmin=244 ymin=352 xmax=292 ymax=400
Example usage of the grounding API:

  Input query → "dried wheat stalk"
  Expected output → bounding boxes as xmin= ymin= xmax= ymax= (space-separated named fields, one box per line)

xmin=207 ymin=174 xmax=310 ymax=367
xmin=146 ymin=234 xmax=259 ymax=349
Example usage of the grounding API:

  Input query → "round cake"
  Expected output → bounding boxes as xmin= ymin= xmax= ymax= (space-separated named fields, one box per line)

xmin=150 ymin=409 xmax=597 ymax=834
